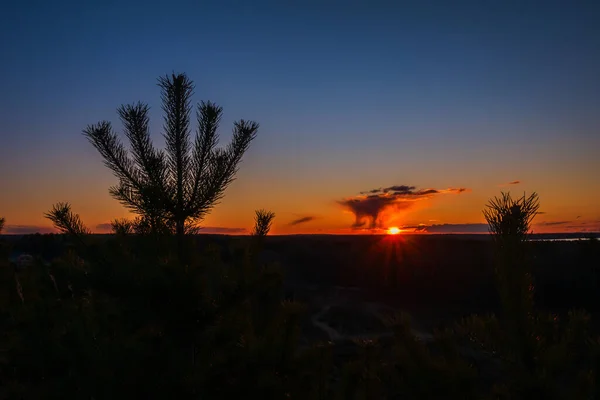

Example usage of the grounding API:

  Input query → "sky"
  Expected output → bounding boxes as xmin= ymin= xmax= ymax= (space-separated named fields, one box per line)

xmin=1 ymin=0 xmax=599 ymax=235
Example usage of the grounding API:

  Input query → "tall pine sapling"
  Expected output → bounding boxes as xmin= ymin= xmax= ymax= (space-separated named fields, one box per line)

xmin=483 ymin=192 xmax=539 ymax=370
xmin=83 ymin=73 xmax=258 ymax=260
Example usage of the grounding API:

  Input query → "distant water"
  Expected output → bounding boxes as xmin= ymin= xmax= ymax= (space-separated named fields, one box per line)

xmin=531 ymin=238 xmax=596 ymax=242
xmin=425 ymin=234 xmax=599 ymax=242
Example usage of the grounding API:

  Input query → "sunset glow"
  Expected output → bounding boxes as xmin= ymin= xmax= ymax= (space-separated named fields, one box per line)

xmin=387 ymin=227 xmax=401 ymax=235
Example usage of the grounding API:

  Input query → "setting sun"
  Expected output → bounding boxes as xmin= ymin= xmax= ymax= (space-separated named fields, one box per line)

xmin=387 ymin=227 xmax=401 ymax=235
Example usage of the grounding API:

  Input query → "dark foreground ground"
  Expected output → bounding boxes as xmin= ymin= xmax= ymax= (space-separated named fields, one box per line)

xmin=265 ymin=234 xmax=600 ymax=341
xmin=7 ymin=233 xmax=600 ymax=344
xmin=0 ymin=235 xmax=600 ymax=398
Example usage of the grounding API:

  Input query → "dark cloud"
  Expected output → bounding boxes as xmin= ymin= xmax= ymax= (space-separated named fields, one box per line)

xmin=538 ymin=221 xmax=570 ymax=226
xmin=4 ymin=225 xmax=56 ymax=235
xmin=508 ymin=180 xmax=521 ymax=185
xmin=363 ymin=186 xmax=465 ymax=197
xmin=339 ymin=184 xmax=469 ymax=229
xmin=96 ymin=223 xmax=113 ymax=232
xmin=360 ymin=188 xmax=383 ymax=195
xmin=415 ymin=189 xmax=439 ymax=195
xmin=552 ymin=223 xmax=600 ymax=233
xmin=288 ymin=216 xmax=317 ymax=226
xmin=199 ymin=226 xmax=248 ymax=234
xmin=383 ymin=185 xmax=416 ymax=194
xmin=402 ymin=223 xmax=489 ymax=233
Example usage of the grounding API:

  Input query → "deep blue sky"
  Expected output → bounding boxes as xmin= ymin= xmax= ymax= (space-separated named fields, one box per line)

xmin=1 ymin=0 xmax=599 ymax=233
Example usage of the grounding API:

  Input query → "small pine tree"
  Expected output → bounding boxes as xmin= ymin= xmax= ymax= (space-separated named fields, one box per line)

xmin=450 ymin=191 xmax=598 ymax=398
xmin=83 ymin=73 xmax=258 ymax=260
xmin=483 ymin=192 xmax=540 ymax=370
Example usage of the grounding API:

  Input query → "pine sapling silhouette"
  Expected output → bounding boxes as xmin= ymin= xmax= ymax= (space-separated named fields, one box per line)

xmin=483 ymin=192 xmax=540 ymax=371
xmin=0 ymin=217 xmax=5 ymax=234
xmin=252 ymin=209 xmax=275 ymax=237
xmin=45 ymin=203 xmax=90 ymax=237
xmin=83 ymin=73 xmax=258 ymax=260
xmin=483 ymin=192 xmax=540 ymax=246
xmin=110 ymin=218 xmax=134 ymax=235
xmin=454 ymin=191 xmax=597 ymax=397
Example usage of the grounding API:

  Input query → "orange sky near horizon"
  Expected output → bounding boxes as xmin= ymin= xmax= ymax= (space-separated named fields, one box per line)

xmin=2 ymin=163 xmax=598 ymax=235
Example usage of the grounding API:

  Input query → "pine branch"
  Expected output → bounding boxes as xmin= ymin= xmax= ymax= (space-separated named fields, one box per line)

xmin=216 ymin=120 xmax=258 ymax=198
xmin=83 ymin=122 xmax=143 ymax=190
xmin=190 ymin=120 xmax=258 ymax=220
xmin=158 ymin=73 xmax=194 ymax=213
xmin=184 ymin=220 xmax=201 ymax=235
xmin=109 ymin=182 xmax=147 ymax=216
xmin=117 ymin=102 xmax=167 ymax=188
xmin=189 ymin=149 xmax=231 ymax=220
xmin=187 ymin=101 xmax=223 ymax=210
xmin=212 ymin=120 xmax=257 ymax=198
xmin=224 ymin=120 xmax=259 ymax=179
xmin=45 ymin=202 xmax=90 ymax=237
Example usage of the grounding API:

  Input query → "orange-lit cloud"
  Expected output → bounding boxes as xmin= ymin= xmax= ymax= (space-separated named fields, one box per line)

xmin=338 ymin=185 xmax=469 ymax=229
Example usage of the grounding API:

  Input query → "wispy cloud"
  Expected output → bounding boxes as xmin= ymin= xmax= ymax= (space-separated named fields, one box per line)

xmin=199 ymin=226 xmax=248 ymax=234
xmin=339 ymin=184 xmax=469 ymax=229
xmin=401 ymin=223 xmax=489 ymax=233
xmin=499 ymin=180 xmax=521 ymax=187
xmin=535 ymin=219 xmax=600 ymax=233
xmin=288 ymin=216 xmax=317 ymax=226
xmin=538 ymin=221 xmax=570 ymax=226
xmin=402 ymin=220 xmax=600 ymax=234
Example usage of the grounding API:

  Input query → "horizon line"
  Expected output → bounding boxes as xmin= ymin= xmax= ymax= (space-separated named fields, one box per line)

xmin=1 ymin=231 xmax=598 ymax=237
